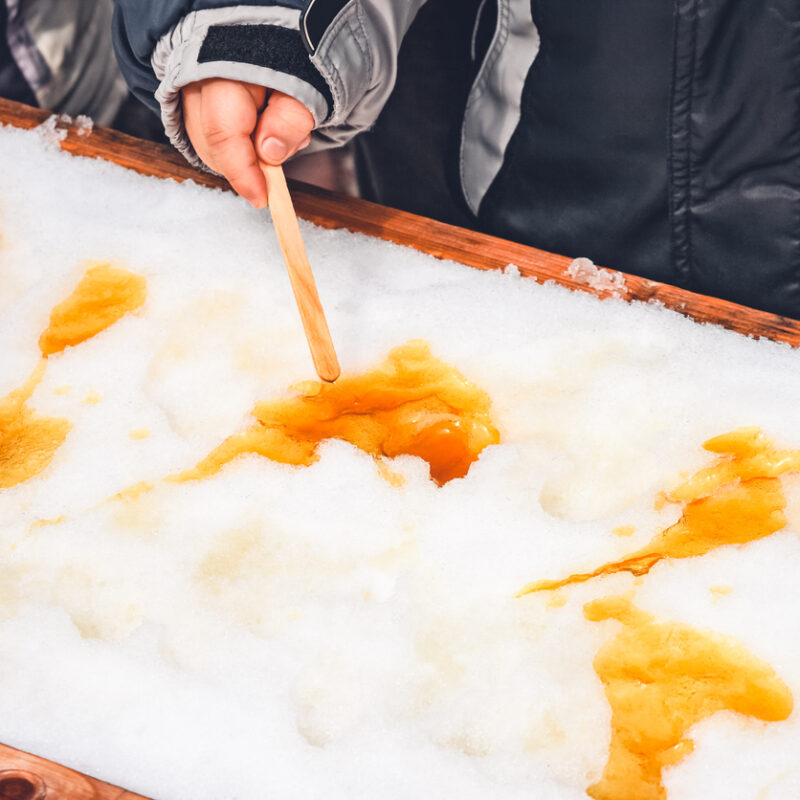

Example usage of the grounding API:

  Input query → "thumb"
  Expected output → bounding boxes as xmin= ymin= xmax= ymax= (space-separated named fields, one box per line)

xmin=255 ymin=91 xmax=315 ymax=165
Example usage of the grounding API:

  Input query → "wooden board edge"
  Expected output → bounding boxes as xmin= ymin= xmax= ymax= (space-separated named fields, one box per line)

xmin=2 ymin=97 xmax=798 ymax=347
xmin=0 ymin=742 xmax=152 ymax=799
xmin=2 ymin=97 xmax=800 ymax=796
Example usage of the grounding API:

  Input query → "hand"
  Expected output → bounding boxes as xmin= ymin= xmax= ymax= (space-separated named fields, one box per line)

xmin=182 ymin=78 xmax=314 ymax=208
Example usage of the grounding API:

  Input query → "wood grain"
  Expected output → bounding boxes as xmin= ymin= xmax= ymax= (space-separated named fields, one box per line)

xmin=261 ymin=161 xmax=340 ymax=382
xmin=2 ymin=97 xmax=798 ymax=347
xmin=0 ymin=743 xmax=151 ymax=799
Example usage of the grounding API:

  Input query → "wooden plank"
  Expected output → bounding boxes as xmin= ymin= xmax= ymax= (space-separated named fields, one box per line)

xmin=0 ymin=93 xmax=798 ymax=798
xmin=2 ymin=96 xmax=798 ymax=347
xmin=0 ymin=743 xmax=151 ymax=799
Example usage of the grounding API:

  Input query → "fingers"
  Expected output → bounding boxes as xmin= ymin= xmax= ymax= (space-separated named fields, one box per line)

xmin=183 ymin=79 xmax=269 ymax=208
xmin=181 ymin=80 xmax=316 ymax=207
xmin=254 ymin=90 xmax=315 ymax=165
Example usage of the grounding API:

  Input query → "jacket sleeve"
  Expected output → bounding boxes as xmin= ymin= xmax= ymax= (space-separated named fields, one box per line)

xmin=111 ymin=0 xmax=428 ymax=167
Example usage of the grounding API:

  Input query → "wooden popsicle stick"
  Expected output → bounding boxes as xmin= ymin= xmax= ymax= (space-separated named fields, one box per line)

xmin=260 ymin=162 xmax=341 ymax=382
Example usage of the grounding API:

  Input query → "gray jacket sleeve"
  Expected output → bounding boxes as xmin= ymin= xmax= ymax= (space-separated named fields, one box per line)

xmin=112 ymin=0 xmax=427 ymax=167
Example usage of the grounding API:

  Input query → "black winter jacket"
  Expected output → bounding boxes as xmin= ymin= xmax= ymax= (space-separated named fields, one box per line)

xmin=112 ymin=0 xmax=800 ymax=319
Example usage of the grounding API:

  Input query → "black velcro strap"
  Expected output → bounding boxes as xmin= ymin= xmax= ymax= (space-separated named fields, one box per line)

xmin=199 ymin=24 xmax=332 ymax=116
xmin=300 ymin=0 xmax=349 ymax=54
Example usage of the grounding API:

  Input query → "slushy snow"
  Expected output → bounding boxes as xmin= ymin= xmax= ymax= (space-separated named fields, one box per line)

xmin=1 ymin=124 xmax=800 ymax=800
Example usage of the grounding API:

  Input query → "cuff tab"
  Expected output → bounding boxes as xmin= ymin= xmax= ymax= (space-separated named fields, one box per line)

xmin=199 ymin=23 xmax=333 ymax=115
xmin=300 ymin=0 xmax=350 ymax=54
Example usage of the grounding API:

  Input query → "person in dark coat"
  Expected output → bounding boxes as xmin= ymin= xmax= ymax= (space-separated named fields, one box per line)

xmin=112 ymin=0 xmax=800 ymax=319
xmin=0 ymin=0 xmax=127 ymax=123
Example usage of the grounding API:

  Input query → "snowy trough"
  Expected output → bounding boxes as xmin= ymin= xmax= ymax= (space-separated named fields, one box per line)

xmin=2 ymin=98 xmax=800 ymax=800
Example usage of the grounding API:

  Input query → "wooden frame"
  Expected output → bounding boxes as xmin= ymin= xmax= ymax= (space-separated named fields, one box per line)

xmin=1 ymin=95 xmax=798 ymax=796
xmin=0 ymin=744 xmax=149 ymax=800
xmin=3 ymin=97 xmax=800 ymax=346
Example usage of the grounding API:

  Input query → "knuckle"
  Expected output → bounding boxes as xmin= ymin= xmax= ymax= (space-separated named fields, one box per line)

xmin=284 ymin=107 xmax=315 ymax=133
xmin=267 ymin=99 xmax=313 ymax=134
xmin=202 ymin=124 xmax=236 ymax=150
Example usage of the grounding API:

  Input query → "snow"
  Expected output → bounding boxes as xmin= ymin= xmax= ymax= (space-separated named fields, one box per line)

xmin=1 ymin=124 xmax=800 ymax=800
xmin=566 ymin=257 xmax=627 ymax=296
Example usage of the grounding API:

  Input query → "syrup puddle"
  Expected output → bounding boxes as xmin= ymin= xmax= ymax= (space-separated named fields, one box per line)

xmin=1 ymin=263 xmax=146 ymax=489
xmin=585 ymin=594 xmax=792 ymax=800
xmin=0 ymin=360 xmax=70 ymax=488
xmin=172 ymin=340 xmax=500 ymax=487
xmin=518 ymin=428 xmax=799 ymax=596
xmin=38 ymin=262 xmax=146 ymax=356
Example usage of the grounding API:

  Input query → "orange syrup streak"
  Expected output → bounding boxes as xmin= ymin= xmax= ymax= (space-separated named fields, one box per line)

xmin=172 ymin=340 xmax=500 ymax=486
xmin=38 ymin=262 xmax=146 ymax=356
xmin=517 ymin=428 xmax=799 ymax=596
xmin=584 ymin=595 xmax=792 ymax=800
xmin=0 ymin=360 xmax=71 ymax=488
xmin=1 ymin=263 xmax=146 ymax=489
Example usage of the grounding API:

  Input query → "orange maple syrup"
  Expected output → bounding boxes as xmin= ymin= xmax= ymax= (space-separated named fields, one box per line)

xmin=0 ymin=361 xmax=71 ymax=488
xmin=174 ymin=340 xmax=500 ymax=486
xmin=584 ymin=594 xmax=792 ymax=800
xmin=38 ymin=263 xmax=146 ymax=356
xmin=518 ymin=428 xmax=799 ymax=596
xmin=1 ymin=263 xmax=146 ymax=489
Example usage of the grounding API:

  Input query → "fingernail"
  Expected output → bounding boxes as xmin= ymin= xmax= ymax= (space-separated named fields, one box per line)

xmin=261 ymin=137 xmax=288 ymax=162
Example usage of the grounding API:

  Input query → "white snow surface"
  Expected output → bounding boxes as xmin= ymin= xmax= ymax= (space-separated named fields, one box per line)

xmin=1 ymin=125 xmax=800 ymax=799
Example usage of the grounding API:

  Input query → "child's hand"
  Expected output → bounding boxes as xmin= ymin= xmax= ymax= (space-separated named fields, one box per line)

xmin=182 ymin=78 xmax=314 ymax=208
